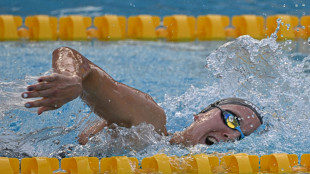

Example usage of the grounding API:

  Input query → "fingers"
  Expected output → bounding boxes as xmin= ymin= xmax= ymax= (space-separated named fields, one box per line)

xmin=22 ymin=88 xmax=55 ymax=99
xmin=38 ymin=74 xmax=58 ymax=83
xmin=24 ymin=97 xmax=60 ymax=108
xmin=22 ymin=74 xmax=65 ymax=115
xmin=22 ymin=75 xmax=56 ymax=99
xmin=27 ymin=82 xmax=52 ymax=92
xmin=38 ymin=106 xmax=56 ymax=115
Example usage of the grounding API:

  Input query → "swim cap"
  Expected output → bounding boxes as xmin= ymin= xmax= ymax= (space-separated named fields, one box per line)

xmin=199 ymin=98 xmax=263 ymax=124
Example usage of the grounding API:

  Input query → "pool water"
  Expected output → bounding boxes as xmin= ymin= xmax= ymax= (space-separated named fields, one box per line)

xmin=1 ymin=0 xmax=308 ymax=18
xmin=1 ymin=30 xmax=310 ymax=159
xmin=1 ymin=0 xmax=310 ymax=161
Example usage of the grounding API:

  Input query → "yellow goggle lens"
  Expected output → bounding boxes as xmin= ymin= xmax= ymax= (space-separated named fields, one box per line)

xmin=226 ymin=120 xmax=236 ymax=128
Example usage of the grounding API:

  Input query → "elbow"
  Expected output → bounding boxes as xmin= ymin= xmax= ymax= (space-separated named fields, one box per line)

xmin=52 ymin=47 xmax=72 ymax=58
xmin=52 ymin=47 xmax=74 ymax=65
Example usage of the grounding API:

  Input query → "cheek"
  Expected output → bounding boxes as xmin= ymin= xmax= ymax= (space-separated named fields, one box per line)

xmin=198 ymin=123 xmax=228 ymax=142
xmin=198 ymin=136 xmax=207 ymax=144
xmin=183 ymin=114 xmax=225 ymax=144
xmin=209 ymin=118 xmax=227 ymax=132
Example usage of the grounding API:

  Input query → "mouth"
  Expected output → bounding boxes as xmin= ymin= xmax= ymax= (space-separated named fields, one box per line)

xmin=205 ymin=136 xmax=218 ymax=145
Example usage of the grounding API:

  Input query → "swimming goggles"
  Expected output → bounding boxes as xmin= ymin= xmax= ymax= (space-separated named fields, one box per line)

xmin=200 ymin=105 xmax=245 ymax=140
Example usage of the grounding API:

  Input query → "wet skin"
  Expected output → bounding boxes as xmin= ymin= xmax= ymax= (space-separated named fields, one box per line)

xmin=21 ymin=47 xmax=262 ymax=145
xmin=169 ymin=105 xmax=261 ymax=146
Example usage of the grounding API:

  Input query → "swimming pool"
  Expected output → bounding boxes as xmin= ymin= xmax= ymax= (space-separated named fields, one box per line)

xmin=1 ymin=0 xmax=308 ymax=18
xmin=1 ymin=0 xmax=310 ymax=162
xmin=1 ymin=36 xmax=310 ymax=160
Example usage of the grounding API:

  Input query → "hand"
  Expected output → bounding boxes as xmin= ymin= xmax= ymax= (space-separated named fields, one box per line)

xmin=22 ymin=73 xmax=82 ymax=115
xmin=78 ymin=132 xmax=90 ymax=145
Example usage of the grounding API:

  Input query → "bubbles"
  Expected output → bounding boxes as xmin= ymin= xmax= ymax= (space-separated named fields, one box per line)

xmin=0 ymin=28 xmax=309 ymax=159
xmin=201 ymin=22 xmax=310 ymax=155
xmin=83 ymin=123 xmax=169 ymax=158
xmin=53 ymin=140 xmax=60 ymax=145
xmin=0 ymin=76 xmax=39 ymax=118
xmin=129 ymin=2 xmax=136 ymax=7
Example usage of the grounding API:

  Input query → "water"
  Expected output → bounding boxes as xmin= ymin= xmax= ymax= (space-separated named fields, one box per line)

xmin=1 ymin=33 xmax=310 ymax=160
xmin=0 ymin=0 xmax=309 ymax=18
xmin=1 ymin=0 xmax=310 ymax=161
xmin=0 ymin=41 xmax=221 ymax=159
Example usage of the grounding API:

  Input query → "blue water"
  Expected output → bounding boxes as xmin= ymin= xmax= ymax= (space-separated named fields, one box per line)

xmin=1 ymin=37 xmax=310 ymax=159
xmin=1 ymin=0 xmax=310 ymax=161
xmin=0 ymin=41 xmax=222 ymax=158
xmin=0 ymin=0 xmax=309 ymax=18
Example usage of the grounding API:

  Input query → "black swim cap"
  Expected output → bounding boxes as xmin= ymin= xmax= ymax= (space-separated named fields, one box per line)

xmin=199 ymin=98 xmax=263 ymax=124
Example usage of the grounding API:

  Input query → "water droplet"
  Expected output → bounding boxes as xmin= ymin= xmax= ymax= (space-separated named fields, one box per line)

xmin=247 ymin=116 xmax=251 ymax=119
xmin=286 ymin=40 xmax=292 ymax=45
xmin=295 ymin=4 xmax=299 ymax=7
xmin=250 ymin=124 xmax=253 ymax=128
xmin=53 ymin=140 xmax=60 ymax=145
xmin=283 ymin=4 xmax=286 ymax=7
xmin=129 ymin=3 xmax=136 ymax=7
xmin=302 ymin=4 xmax=305 ymax=7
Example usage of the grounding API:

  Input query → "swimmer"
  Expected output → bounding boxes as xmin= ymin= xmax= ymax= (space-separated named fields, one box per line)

xmin=21 ymin=47 xmax=263 ymax=146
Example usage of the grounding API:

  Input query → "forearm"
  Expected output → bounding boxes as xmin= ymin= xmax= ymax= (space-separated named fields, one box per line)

xmin=51 ymin=47 xmax=120 ymax=115
xmin=52 ymin=47 xmax=116 ymax=101
xmin=52 ymin=47 xmax=131 ymax=120
xmin=78 ymin=119 xmax=107 ymax=145
xmin=51 ymin=47 xmax=167 ymax=134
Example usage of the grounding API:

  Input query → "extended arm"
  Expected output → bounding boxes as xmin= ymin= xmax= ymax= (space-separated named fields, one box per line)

xmin=78 ymin=118 xmax=108 ymax=145
xmin=22 ymin=47 xmax=167 ymax=139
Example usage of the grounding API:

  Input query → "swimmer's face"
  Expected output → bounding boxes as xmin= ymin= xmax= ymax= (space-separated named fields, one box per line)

xmin=170 ymin=104 xmax=262 ymax=146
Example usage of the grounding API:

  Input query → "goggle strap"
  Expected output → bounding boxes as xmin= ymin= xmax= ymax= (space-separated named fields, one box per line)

xmin=235 ymin=126 xmax=245 ymax=139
